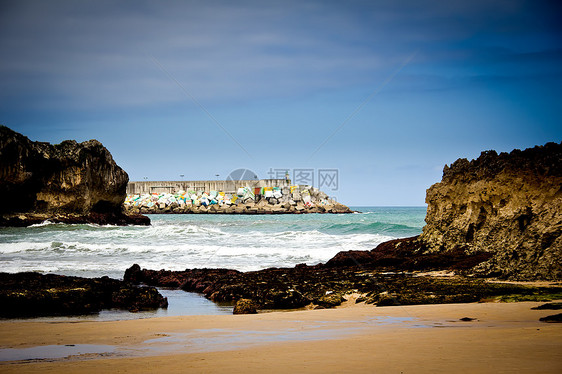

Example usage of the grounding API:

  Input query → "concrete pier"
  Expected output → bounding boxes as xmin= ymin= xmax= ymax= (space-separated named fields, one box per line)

xmin=126 ymin=179 xmax=290 ymax=195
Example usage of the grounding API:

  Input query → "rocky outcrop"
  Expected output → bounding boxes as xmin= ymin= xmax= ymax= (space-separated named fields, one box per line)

xmin=325 ymin=236 xmax=493 ymax=271
xmin=419 ymin=142 xmax=562 ymax=280
xmin=124 ymin=263 xmax=560 ymax=313
xmin=0 ymin=126 xmax=149 ymax=226
xmin=0 ymin=272 xmax=168 ymax=317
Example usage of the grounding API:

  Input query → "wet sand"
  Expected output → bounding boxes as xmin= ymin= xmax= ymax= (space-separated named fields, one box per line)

xmin=0 ymin=301 xmax=561 ymax=373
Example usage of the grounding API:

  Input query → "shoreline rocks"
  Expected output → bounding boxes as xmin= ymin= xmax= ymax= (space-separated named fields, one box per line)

xmin=325 ymin=236 xmax=494 ymax=272
xmin=0 ymin=212 xmax=150 ymax=227
xmin=0 ymin=272 xmax=168 ymax=318
xmin=419 ymin=142 xmax=562 ymax=280
xmin=124 ymin=259 xmax=562 ymax=314
xmin=0 ymin=126 xmax=150 ymax=227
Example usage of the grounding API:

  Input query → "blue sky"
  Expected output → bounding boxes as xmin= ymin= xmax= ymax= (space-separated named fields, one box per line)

xmin=1 ymin=0 xmax=561 ymax=206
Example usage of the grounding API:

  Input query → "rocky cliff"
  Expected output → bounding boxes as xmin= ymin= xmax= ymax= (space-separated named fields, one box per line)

xmin=419 ymin=142 xmax=562 ymax=280
xmin=0 ymin=126 xmax=149 ymax=226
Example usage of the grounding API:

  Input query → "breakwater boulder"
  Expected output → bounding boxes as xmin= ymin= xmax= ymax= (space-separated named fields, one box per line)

xmin=124 ymin=186 xmax=352 ymax=214
xmin=0 ymin=272 xmax=168 ymax=317
xmin=419 ymin=142 xmax=562 ymax=280
xmin=0 ymin=126 xmax=149 ymax=226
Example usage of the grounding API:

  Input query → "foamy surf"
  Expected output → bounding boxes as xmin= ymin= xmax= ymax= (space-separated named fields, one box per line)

xmin=0 ymin=207 xmax=426 ymax=278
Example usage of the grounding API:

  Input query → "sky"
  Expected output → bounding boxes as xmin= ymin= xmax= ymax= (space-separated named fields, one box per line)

xmin=1 ymin=0 xmax=561 ymax=206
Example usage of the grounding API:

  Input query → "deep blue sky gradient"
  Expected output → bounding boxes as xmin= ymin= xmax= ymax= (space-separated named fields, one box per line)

xmin=1 ymin=0 xmax=561 ymax=205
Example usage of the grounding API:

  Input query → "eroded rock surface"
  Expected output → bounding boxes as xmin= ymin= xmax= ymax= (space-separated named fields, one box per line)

xmin=0 ymin=126 xmax=149 ymax=226
xmin=124 ymin=263 xmax=559 ymax=313
xmin=233 ymin=298 xmax=258 ymax=314
xmin=0 ymin=272 xmax=168 ymax=317
xmin=419 ymin=142 xmax=562 ymax=280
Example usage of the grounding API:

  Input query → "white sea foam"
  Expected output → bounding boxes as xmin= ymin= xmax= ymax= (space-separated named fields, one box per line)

xmin=0 ymin=242 xmax=50 ymax=253
xmin=28 ymin=220 xmax=56 ymax=227
xmin=0 ymin=207 xmax=426 ymax=278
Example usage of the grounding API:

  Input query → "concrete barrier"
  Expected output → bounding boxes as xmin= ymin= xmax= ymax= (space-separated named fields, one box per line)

xmin=126 ymin=179 xmax=290 ymax=195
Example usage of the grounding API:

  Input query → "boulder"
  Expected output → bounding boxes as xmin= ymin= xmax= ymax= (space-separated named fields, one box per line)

xmin=233 ymin=298 xmax=258 ymax=314
xmin=531 ymin=303 xmax=562 ymax=310
xmin=539 ymin=313 xmax=562 ymax=323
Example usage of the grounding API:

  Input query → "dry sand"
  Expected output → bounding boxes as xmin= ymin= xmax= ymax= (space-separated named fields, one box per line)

xmin=0 ymin=301 xmax=561 ymax=373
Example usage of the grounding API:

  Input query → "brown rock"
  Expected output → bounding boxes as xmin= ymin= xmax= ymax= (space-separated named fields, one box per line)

xmin=233 ymin=298 xmax=258 ymax=314
xmin=0 ymin=271 xmax=167 ymax=317
xmin=0 ymin=126 xmax=149 ymax=226
xmin=419 ymin=142 xmax=562 ymax=280
xmin=539 ymin=313 xmax=562 ymax=323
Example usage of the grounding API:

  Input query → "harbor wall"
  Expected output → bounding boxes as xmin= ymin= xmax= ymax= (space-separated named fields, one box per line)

xmin=127 ymin=179 xmax=291 ymax=195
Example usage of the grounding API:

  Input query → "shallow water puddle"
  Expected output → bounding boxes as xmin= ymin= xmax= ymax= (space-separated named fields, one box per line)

xmin=140 ymin=316 xmax=423 ymax=354
xmin=0 ymin=344 xmax=116 ymax=362
xmin=0 ymin=315 xmax=433 ymax=361
xmin=141 ymin=327 xmax=364 ymax=354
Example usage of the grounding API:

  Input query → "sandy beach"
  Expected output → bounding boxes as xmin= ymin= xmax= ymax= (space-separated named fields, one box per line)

xmin=1 ymin=301 xmax=560 ymax=373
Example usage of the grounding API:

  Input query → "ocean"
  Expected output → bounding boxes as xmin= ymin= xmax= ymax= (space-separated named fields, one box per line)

xmin=0 ymin=207 xmax=426 ymax=278
xmin=0 ymin=206 xmax=426 ymax=318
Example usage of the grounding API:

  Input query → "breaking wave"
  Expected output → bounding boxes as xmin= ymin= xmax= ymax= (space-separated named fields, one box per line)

xmin=0 ymin=207 xmax=425 ymax=278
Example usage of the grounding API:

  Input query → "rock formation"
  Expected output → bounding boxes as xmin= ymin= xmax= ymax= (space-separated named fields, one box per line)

xmin=233 ymin=299 xmax=258 ymax=314
xmin=0 ymin=126 xmax=149 ymax=226
xmin=0 ymin=272 xmax=168 ymax=317
xmin=419 ymin=142 xmax=562 ymax=280
xmin=124 ymin=263 xmax=561 ymax=313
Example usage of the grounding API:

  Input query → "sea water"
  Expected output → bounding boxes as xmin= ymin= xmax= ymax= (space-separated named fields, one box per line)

xmin=0 ymin=207 xmax=425 ymax=318
xmin=0 ymin=207 xmax=426 ymax=279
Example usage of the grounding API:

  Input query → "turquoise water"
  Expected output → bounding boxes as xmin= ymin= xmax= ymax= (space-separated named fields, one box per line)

xmin=0 ymin=207 xmax=426 ymax=279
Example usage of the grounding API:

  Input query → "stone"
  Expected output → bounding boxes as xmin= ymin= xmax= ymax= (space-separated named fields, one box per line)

xmin=124 ymin=264 xmax=561 ymax=312
xmin=317 ymin=293 xmax=345 ymax=308
xmin=376 ymin=294 xmax=401 ymax=307
xmin=355 ymin=296 xmax=366 ymax=304
xmin=124 ymin=186 xmax=353 ymax=215
xmin=233 ymin=298 xmax=258 ymax=314
xmin=0 ymin=271 xmax=167 ymax=317
xmin=0 ymin=126 xmax=149 ymax=226
xmin=419 ymin=142 xmax=562 ymax=280
xmin=539 ymin=313 xmax=562 ymax=323
xmin=531 ymin=303 xmax=562 ymax=310
xmin=325 ymin=236 xmax=492 ymax=271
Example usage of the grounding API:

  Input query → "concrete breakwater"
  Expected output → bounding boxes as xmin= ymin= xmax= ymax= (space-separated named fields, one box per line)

xmin=124 ymin=182 xmax=352 ymax=214
xmin=126 ymin=179 xmax=289 ymax=195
